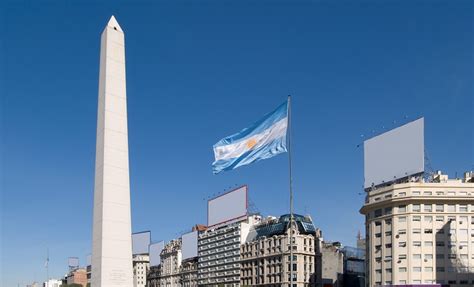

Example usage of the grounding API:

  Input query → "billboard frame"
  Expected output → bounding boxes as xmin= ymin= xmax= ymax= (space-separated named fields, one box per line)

xmin=181 ymin=230 xmax=199 ymax=260
xmin=363 ymin=117 xmax=425 ymax=190
xmin=149 ymin=240 xmax=165 ymax=267
xmin=132 ymin=230 xmax=151 ymax=255
xmin=207 ymin=185 xmax=248 ymax=228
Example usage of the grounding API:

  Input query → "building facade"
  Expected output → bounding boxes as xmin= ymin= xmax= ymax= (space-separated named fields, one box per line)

xmin=133 ymin=254 xmax=150 ymax=287
xmin=198 ymin=215 xmax=262 ymax=286
xmin=180 ymin=257 xmax=199 ymax=287
xmin=160 ymin=239 xmax=183 ymax=287
xmin=66 ymin=268 xmax=88 ymax=287
xmin=360 ymin=171 xmax=474 ymax=286
xmin=241 ymin=214 xmax=319 ymax=287
xmin=341 ymin=246 xmax=365 ymax=287
xmin=317 ymin=241 xmax=344 ymax=287
xmin=147 ymin=265 xmax=161 ymax=287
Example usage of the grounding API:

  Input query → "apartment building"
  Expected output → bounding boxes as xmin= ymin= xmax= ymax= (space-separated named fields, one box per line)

xmin=133 ymin=254 xmax=150 ymax=287
xmin=180 ymin=257 xmax=199 ymax=287
xmin=360 ymin=171 xmax=474 ymax=287
xmin=197 ymin=215 xmax=262 ymax=286
xmin=240 ymin=214 xmax=318 ymax=287
xmin=160 ymin=239 xmax=183 ymax=286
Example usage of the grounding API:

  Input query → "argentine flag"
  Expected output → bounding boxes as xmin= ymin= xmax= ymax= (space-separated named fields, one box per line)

xmin=212 ymin=100 xmax=288 ymax=174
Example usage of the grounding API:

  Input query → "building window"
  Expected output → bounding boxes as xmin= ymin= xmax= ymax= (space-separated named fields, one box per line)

xmin=399 ymin=205 xmax=406 ymax=213
xmin=460 ymin=205 xmax=468 ymax=212
xmin=413 ymin=228 xmax=421 ymax=234
xmin=436 ymin=204 xmax=444 ymax=212
xmin=425 ymin=216 xmax=433 ymax=222
xmin=424 ymin=205 xmax=432 ymax=212
xmin=374 ymin=209 xmax=382 ymax=217
xmin=436 ymin=216 xmax=444 ymax=222
xmin=413 ymin=267 xmax=421 ymax=272
xmin=413 ymin=241 xmax=421 ymax=247
xmin=447 ymin=205 xmax=456 ymax=212
xmin=399 ymin=217 xmax=407 ymax=223
xmin=399 ymin=267 xmax=407 ymax=272
xmin=413 ymin=216 xmax=421 ymax=222
xmin=412 ymin=204 xmax=421 ymax=212
xmin=423 ymin=191 xmax=432 ymax=195
xmin=424 ymin=241 xmax=433 ymax=247
xmin=413 ymin=254 xmax=421 ymax=259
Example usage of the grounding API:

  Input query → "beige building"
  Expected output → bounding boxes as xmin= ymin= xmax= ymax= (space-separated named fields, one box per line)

xmin=240 ymin=214 xmax=319 ymax=287
xmin=147 ymin=265 xmax=161 ymax=287
xmin=180 ymin=257 xmax=199 ymax=287
xmin=66 ymin=268 xmax=88 ymax=287
xmin=318 ymin=242 xmax=344 ymax=287
xmin=133 ymin=254 xmax=150 ymax=287
xmin=160 ymin=239 xmax=183 ymax=286
xmin=360 ymin=171 xmax=474 ymax=286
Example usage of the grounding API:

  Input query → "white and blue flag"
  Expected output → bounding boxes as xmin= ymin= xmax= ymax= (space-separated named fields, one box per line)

xmin=212 ymin=100 xmax=289 ymax=174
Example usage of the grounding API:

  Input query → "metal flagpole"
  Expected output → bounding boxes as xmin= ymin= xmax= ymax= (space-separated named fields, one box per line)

xmin=287 ymin=95 xmax=294 ymax=287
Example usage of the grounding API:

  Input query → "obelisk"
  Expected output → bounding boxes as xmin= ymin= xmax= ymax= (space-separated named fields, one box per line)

xmin=92 ymin=16 xmax=133 ymax=287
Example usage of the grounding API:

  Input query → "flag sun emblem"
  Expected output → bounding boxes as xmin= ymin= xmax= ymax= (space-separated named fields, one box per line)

xmin=246 ymin=138 xmax=257 ymax=149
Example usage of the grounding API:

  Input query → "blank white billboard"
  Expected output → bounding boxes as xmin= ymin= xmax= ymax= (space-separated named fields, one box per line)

xmin=132 ymin=231 xmax=151 ymax=255
xmin=208 ymin=185 xmax=247 ymax=227
xmin=182 ymin=231 xmax=198 ymax=260
xmin=149 ymin=241 xmax=165 ymax=266
xmin=68 ymin=257 xmax=79 ymax=268
xmin=364 ymin=117 xmax=424 ymax=188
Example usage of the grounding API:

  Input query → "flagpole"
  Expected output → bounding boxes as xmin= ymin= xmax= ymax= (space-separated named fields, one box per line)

xmin=287 ymin=95 xmax=294 ymax=287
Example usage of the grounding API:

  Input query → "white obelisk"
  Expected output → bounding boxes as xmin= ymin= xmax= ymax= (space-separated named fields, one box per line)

xmin=92 ymin=16 xmax=133 ymax=287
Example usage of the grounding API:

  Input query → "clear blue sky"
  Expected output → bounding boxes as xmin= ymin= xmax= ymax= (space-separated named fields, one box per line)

xmin=1 ymin=0 xmax=472 ymax=285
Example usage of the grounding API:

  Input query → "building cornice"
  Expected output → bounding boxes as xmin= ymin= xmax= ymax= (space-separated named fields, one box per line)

xmin=360 ymin=195 xmax=473 ymax=214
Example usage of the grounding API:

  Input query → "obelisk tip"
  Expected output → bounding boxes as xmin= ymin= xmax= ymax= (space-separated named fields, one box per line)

xmin=106 ymin=15 xmax=123 ymax=32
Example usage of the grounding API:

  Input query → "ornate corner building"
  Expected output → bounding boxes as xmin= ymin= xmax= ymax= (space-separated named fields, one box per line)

xmin=360 ymin=171 xmax=474 ymax=286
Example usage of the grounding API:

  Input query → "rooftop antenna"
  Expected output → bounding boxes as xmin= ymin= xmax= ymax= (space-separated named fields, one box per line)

xmin=424 ymin=149 xmax=435 ymax=181
xmin=247 ymin=196 xmax=260 ymax=215
xmin=45 ymin=248 xmax=49 ymax=282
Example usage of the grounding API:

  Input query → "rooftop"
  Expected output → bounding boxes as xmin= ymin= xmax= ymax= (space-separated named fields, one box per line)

xmin=252 ymin=213 xmax=317 ymax=239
